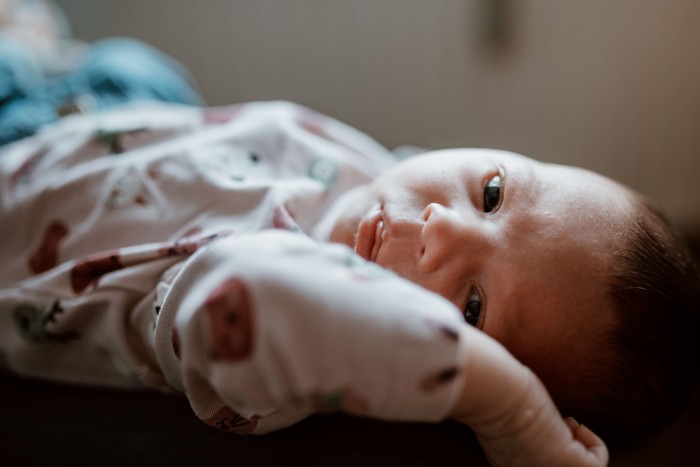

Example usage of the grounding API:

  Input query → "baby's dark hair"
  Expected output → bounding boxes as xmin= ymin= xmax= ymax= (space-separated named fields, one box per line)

xmin=565 ymin=198 xmax=700 ymax=448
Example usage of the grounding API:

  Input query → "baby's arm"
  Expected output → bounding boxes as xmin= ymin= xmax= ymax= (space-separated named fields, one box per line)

xmin=154 ymin=229 xmax=607 ymax=464
xmin=450 ymin=325 xmax=608 ymax=466
xmin=155 ymin=230 xmax=472 ymax=433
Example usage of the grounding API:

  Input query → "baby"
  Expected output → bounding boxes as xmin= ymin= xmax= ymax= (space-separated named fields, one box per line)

xmin=329 ymin=146 xmax=700 ymax=453
xmin=0 ymin=101 xmax=697 ymax=466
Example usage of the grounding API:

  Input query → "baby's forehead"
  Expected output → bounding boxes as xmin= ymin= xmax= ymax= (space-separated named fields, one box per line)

xmin=531 ymin=163 xmax=633 ymax=224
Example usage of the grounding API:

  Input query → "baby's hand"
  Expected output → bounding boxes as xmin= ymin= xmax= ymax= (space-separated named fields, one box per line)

xmin=450 ymin=326 xmax=608 ymax=466
xmin=473 ymin=376 xmax=608 ymax=466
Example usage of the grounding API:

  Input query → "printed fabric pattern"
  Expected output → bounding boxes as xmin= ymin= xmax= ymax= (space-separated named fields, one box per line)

xmin=0 ymin=101 xmax=466 ymax=433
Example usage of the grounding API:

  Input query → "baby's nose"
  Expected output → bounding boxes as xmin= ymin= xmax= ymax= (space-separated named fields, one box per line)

xmin=419 ymin=203 xmax=488 ymax=273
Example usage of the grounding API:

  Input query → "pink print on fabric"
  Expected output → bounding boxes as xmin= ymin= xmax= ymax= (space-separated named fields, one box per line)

xmin=425 ymin=319 xmax=460 ymax=343
xmin=419 ymin=367 xmax=459 ymax=393
xmin=70 ymin=251 xmax=124 ymax=294
xmin=436 ymin=324 xmax=459 ymax=342
xmin=158 ymin=231 xmax=230 ymax=258
xmin=70 ymin=231 xmax=232 ymax=294
xmin=205 ymin=277 xmax=255 ymax=361
xmin=203 ymin=104 xmax=246 ymax=125
xmin=105 ymin=165 xmax=150 ymax=209
xmin=157 ymin=238 xmax=200 ymax=257
xmin=418 ymin=319 xmax=461 ymax=392
xmin=28 ymin=221 xmax=69 ymax=275
xmin=272 ymin=204 xmax=301 ymax=233
xmin=202 ymin=406 xmax=258 ymax=433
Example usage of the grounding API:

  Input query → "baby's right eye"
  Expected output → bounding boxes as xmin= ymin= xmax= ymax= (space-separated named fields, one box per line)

xmin=464 ymin=288 xmax=482 ymax=327
xmin=483 ymin=175 xmax=502 ymax=213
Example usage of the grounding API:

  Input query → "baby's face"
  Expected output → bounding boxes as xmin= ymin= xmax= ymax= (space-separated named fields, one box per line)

xmin=331 ymin=149 xmax=633 ymax=392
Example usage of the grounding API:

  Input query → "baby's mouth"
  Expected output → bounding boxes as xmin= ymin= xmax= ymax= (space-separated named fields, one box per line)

xmin=355 ymin=206 xmax=384 ymax=262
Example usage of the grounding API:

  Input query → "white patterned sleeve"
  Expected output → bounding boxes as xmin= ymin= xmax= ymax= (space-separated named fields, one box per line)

xmin=154 ymin=230 xmax=469 ymax=434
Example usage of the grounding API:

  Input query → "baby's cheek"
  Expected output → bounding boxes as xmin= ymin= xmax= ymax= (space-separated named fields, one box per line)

xmin=329 ymin=214 xmax=358 ymax=248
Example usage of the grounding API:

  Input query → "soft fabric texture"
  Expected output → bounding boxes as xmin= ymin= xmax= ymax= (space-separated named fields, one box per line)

xmin=0 ymin=101 xmax=467 ymax=434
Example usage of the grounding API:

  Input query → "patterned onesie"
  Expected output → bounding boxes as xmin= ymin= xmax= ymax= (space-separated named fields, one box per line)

xmin=0 ymin=101 xmax=469 ymax=434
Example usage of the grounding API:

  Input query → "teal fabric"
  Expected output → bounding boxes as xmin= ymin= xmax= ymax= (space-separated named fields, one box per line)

xmin=0 ymin=37 xmax=202 ymax=146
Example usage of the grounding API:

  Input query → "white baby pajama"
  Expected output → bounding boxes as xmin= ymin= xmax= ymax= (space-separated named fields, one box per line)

xmin=0 ymin=101 xmax=469 ymax=433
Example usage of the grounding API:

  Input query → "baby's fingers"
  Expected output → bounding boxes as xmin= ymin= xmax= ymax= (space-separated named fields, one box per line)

xmin=564 ymin=417 xmax=609 ymax=466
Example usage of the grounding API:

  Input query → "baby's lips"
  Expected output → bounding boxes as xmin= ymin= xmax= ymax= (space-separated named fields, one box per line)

xmin=355 ymin=206 xmax=383 ymax=261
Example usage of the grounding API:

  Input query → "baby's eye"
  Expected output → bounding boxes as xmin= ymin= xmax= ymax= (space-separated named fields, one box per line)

xmin=483 ymin=175 xmax=501 ymax=213
xmin=464 ymin=288 xmax=482 ymax=327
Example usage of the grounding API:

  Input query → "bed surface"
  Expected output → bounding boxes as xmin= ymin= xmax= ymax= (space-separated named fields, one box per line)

xmin=1 ymin=374 xmax=488 ymax=466
xmin=2 ymin=372 xmax=700 ymax=466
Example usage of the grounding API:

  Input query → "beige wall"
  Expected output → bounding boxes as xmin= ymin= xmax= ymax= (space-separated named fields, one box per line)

xmin=57 ymin=0 xmax=700 ymax=231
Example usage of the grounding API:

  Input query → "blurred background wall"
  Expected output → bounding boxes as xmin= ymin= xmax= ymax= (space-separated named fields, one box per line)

xmin=55 ymin=0 xmax=700 ymax=232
